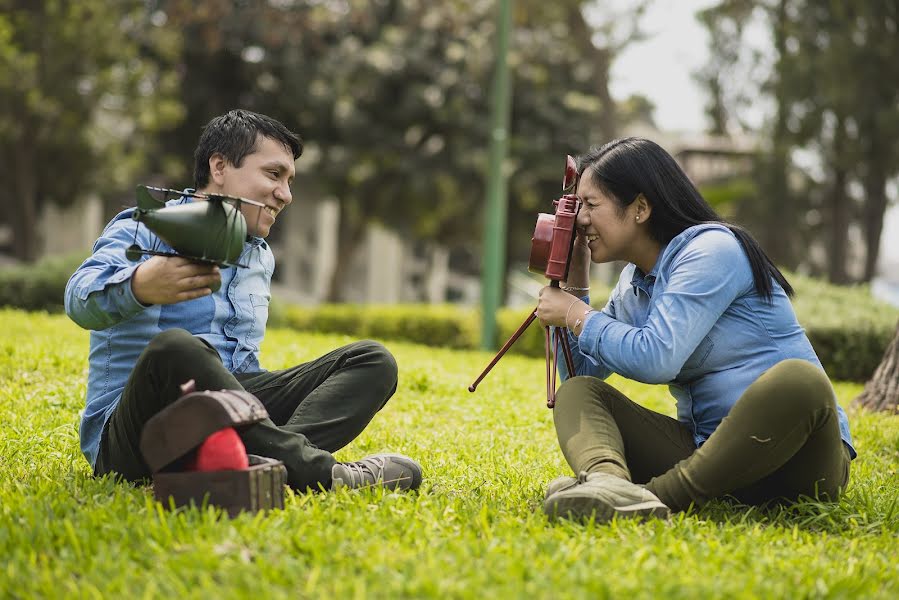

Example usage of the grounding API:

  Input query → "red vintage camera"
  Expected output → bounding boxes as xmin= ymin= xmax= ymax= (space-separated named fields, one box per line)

xmin=469 ymin=155 xmax=582 ymax=407
xmin=528 ymin=156 xmax=581 ymax=281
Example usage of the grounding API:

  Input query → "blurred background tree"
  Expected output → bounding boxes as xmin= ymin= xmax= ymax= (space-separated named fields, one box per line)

xmin=0 ymin=0 xmax=894 ymax=291
xmin=0 ymin=0 xmax=183 ymax=261
xmin=147 ymin=0 xmax=641 ymax=299
xmin=697 ymin=0 xmax=899 ymax=284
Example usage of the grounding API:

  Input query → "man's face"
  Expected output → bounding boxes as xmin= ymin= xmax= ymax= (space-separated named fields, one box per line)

xmin=208 ymin=135 xmax=296 ymax=238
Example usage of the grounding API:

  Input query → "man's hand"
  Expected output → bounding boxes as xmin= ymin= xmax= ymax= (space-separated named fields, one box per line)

xmin=131 ymin=256 xmax=221 ymax=305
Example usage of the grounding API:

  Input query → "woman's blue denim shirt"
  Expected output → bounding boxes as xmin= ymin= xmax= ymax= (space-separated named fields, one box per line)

xmin=65 ymin=195 xmax=273 ymax=468
xmin=563 ymin=223 xmax=856 ymax=458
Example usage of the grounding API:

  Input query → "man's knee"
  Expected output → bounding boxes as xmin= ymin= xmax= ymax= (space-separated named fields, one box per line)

xmin=353 ymin=340 xmax=398 ymax=384
xmin=142 ymin=329 xmax=213 ymax=366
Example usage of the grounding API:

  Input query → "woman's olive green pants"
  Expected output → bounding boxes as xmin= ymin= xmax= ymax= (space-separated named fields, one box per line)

xmin=553 ymin=359 xmax=851 ymax=511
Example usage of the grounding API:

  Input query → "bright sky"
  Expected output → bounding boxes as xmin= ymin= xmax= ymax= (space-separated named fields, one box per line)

xmin=607 ymin=0 xmax=719 ymax=133
xmin=602 ymin=0 xmax=898 ymax=276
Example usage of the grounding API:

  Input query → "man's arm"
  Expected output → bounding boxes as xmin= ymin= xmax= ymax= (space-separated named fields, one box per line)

xmin=65 ymin=215 xmax=221 ymax=331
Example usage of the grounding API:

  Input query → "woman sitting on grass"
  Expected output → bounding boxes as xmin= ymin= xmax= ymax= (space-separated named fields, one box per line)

xmin=536 ymin=137 xmax=856 ymax=522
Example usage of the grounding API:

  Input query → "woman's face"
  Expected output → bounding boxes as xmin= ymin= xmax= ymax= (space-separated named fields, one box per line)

xmin=575 ymin=171 xmax=642 ymax=264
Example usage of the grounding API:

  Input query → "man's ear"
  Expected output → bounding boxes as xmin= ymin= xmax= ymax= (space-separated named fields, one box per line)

xmin=636 ymin=193 xmax=652 ymax=221
xmin=208 ymin=153 xmax=228 ymax=187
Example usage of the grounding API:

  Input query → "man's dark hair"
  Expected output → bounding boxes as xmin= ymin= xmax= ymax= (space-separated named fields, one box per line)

xmin=193 ymin=109 xmax=303 ymax=189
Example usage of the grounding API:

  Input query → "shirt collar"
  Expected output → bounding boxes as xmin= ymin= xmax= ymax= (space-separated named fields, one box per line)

xmin=629 ymin=244 xmax=667 ymax=296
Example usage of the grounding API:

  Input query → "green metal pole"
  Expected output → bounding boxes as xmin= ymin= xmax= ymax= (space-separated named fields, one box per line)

xmin=481 ymin=0 xmax=513 ymax=350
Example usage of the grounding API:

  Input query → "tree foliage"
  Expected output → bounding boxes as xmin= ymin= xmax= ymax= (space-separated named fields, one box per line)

xmin=1 ymin=0 xmax=641 ymax=299
xmin=6 ymin=0 xmax=893 ymax=292
xmin=0 ymin=0 xmax=183 ymax=260
xmin=698 ymin=0 xmax=899 ymax=283
xmin=152 ymin=0 xmax=628 ymax=299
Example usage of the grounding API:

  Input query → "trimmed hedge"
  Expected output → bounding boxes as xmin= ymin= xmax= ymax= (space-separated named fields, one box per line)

xmin=0 ymin=253 xmax=88 ymax=313
xmin=1 ymin=256 xmax=894 ymax=381
xmin=282 ymin=303 xmax=479 ymax=350
xmin=789 ymin=274 xmax=897 ymax=381
xmin=283 ymin=275 xmax=897 ymax=382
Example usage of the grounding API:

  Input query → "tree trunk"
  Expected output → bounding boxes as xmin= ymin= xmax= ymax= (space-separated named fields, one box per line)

xmin=853 ymin=321 xmax=899 ymax=413
xmin=592 ymin=46 xmax=617 ymax=140
xmin=826 ymin=165 xmax=849 ymax=284
xmin=325 ymin=203 xmax=366 ymax=303
xmin=763 ymin=0 xmax=796 ymax=268
xmin=10 ymin=139 xmax=40 ymax=262
xmin=861 ymin=171 xmax=887 ymax=282
xmin=826 ymin=117 xmax=849 ymax=284
xmin=565 ymin=5 xmax=616 ymax=139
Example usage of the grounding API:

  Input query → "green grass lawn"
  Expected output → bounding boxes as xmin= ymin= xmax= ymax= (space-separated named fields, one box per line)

xmin=1 ymin=308 xmax=897 ymax=599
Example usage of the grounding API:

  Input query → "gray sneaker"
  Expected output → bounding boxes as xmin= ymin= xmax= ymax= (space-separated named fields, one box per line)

xmin=545 ymin=474 xmax=579 ymax=500
xmin=544 ymin=472 xmax=670 ymax=522
xmin=330 ymin=454 xmax=422 ymax=491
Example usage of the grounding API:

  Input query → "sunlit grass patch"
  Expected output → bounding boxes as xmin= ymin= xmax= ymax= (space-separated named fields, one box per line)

xmin=1 ymin=309 xmax=897 ymax=598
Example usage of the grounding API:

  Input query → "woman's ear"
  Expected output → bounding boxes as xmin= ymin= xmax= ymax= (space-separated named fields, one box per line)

xmin=635 ymin=193 xmax=652 ymax=223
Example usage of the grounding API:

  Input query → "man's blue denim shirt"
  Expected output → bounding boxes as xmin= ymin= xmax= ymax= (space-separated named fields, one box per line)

xmin=65 ymin=194 xmax=273 ymax=468
xmin=562 ymin=223 xmax=856 ymax=458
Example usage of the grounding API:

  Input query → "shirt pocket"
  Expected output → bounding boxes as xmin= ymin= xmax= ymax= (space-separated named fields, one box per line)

xmin=246 ymin=293 xmax=270 ymax=350
xmin=676 ymin=334 xmax=715 ymax=383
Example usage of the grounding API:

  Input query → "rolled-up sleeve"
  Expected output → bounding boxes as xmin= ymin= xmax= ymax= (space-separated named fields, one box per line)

xmin=574 ymin=231 xmax=754 ymax=383
xmin=557 ymin=283 xmax=619 ymax=381
xmin=65 ymin=214 xmax=150 ymax=331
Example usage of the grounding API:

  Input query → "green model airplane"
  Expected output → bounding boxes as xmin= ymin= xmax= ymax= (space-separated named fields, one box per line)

xmin=125 ymin=185 xmax=266 ymax=291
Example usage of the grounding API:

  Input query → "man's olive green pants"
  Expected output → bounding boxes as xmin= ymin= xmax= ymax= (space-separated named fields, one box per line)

xmin=94 ymin=329 xmax=397 ymax=490
xmin=553 ymin=359 xmax=851 ymax=511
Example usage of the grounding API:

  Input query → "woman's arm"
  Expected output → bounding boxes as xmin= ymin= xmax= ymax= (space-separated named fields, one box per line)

xmin=575 ymin=230 xmax=754 ymax=383
xmin=557 ymin=281 xmax=621 ymax=381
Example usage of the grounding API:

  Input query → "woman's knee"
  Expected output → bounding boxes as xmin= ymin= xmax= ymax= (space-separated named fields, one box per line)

xmin=761 ymin=359 xmax=835 ymax=413
xmin=554 ymin=377 xmax=621 ymax=415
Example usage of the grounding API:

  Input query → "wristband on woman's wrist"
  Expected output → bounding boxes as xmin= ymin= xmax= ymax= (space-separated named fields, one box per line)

xmin=573 ymin=308 xmax=594 ymax=336
xmin=564 ymin=299 xmax=580 ymax=330
xmin=561 ymin=285 xmax=589 ymax=293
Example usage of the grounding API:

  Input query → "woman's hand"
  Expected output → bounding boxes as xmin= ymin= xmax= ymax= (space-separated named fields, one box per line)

xmin=563 ymin=230 xmax=591 ymax=289
xmin=537 ymin=286 xmax=589 ymax=330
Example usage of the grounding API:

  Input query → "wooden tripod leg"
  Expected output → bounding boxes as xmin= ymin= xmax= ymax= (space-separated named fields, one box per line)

xmin=548 ymin=327 xmax=561 ymax=408
xmin=469 ymin=309 xmax=538 ymax=392
xmin=558 ymin=327 xmax=575 ymax=375
xmin=544 ymin=325 xmax=553 ymax=407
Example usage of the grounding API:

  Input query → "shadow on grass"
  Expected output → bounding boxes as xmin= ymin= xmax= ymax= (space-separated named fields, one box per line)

xmin=686 ymin=487 xmax=899 ymax=535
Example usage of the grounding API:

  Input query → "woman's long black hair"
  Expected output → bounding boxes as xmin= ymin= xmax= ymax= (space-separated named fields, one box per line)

xmin=577 ymin=137 xmax=793 ymax=300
